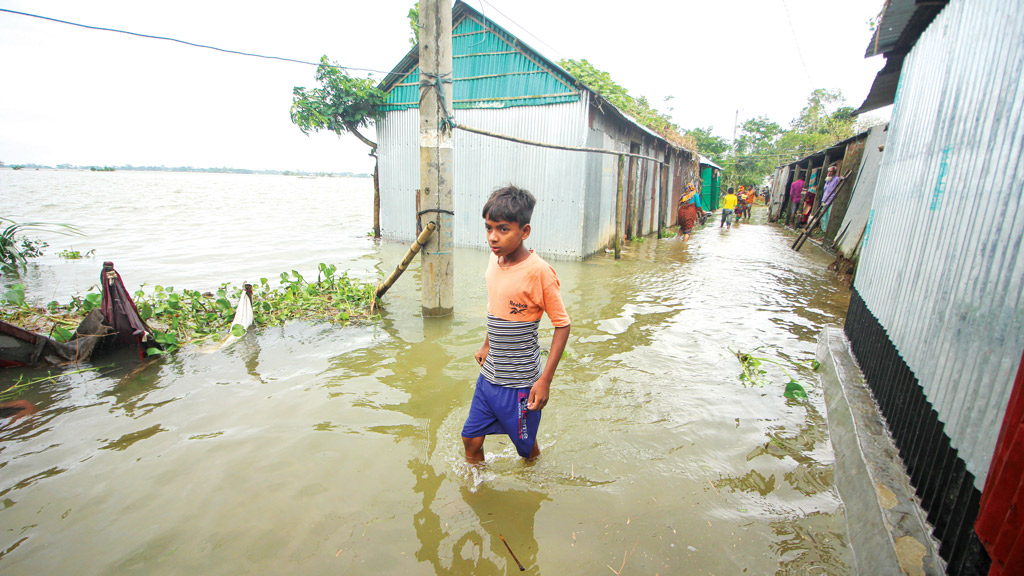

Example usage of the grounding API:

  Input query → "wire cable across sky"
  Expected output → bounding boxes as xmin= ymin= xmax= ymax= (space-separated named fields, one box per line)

xmin=0 ymin=7 xmax=389 ymax=75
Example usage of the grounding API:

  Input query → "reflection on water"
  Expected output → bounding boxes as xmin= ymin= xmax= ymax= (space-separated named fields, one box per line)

xmin=1 ymin=171 xmax=854 ymax=574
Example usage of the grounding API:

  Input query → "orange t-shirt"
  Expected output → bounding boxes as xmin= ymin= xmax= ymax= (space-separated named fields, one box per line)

xmin=485 ymin=252 xmax=570 ymax=327
xmin=481 ymin=251 xmax=570 ymax=388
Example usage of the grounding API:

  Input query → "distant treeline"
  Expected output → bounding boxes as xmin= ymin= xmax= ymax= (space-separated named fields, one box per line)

xmin=2 ymin=162 xmax=369 ymax=178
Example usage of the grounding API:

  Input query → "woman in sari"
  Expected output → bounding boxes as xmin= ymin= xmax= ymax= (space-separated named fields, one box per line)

xmin=676 ymin=182 xmax=700 ymax=241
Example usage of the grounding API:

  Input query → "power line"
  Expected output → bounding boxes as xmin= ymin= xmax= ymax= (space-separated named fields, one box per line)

xmin=479 ymin=0 xmax=565 ymax=60
xmin=0 ymin=8 xmax=389 ymax=75
xmin=779 ymin=0 xmax=812 ymax=86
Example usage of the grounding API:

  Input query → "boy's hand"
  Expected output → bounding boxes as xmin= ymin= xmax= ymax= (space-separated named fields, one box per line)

xmin=474 ymin=343 xmax=489 ymax=366
xmin=528 ymin=378 xmax=550 ymax=410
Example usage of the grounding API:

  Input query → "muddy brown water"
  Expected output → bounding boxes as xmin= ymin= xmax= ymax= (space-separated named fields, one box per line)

xmin=1 ymin=170 xmax=852 ymax=574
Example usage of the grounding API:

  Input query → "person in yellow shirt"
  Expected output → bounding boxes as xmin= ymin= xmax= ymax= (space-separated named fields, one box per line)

xmin=721 ymin=187 xmax=738 ymax=229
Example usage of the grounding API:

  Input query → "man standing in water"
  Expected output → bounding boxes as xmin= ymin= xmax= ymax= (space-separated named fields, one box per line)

xmin=462 ymin=186 xmax=571 ymax=463
xmin=787 ymin=175 xmax=805 ymax=227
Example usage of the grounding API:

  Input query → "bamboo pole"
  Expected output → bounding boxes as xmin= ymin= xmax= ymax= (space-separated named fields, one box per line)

xmin=376 ymin=222 xmax=437 ymax=299
xmin=455 ymin=123 xmax=668 ymax=165
xmin=792 ymin=169 xmax=852 ymax=252
xmin=615 ymin=154 xmax=624 ymax=259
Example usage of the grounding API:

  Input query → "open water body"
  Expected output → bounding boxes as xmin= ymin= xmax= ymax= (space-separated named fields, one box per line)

xmin=1 ymin=170 xmax=852 ymax=574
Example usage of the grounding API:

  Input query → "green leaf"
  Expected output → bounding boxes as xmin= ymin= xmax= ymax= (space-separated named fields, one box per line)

xmin=811 ymin=360 xmax=821 ymax=371
xmin=2 ymin=284 xmax=26 ymax=306
xmin=784 ymin=380 xmax=807 ymax=399
xmin=145 ymin=347 xmax=165 ymax=356
xmin=82 ymin=292 xmax=102 ymax=312
xmin=139 ymin=302 xmax=153 ymax=320
xmin=231 ymin=324 xmax=246 ymax=337
xmin=52 ymin=326 xmax=74 ymax=343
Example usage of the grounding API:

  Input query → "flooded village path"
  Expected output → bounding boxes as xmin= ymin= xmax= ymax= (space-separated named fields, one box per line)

xmin=2 ymin=171 xmax=852 ymax=574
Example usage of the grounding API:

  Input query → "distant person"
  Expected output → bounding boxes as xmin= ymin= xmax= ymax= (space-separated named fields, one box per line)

xmin=721 ymin=187 xmax=738 ymax=229
xmin=744 ymin=187 xmax=757 ymax=220
xmin=799 ymin=182 xmax=817 ymax=227
xmin=821 ymin=164 xmax=843 ymax=207
xmin=463 ymin=186 xmax=571 ymax=464
xmin=676 ymin=182 xmax=700 ymax=241
xmin=787 ymin=176 xmax=805 ymax=227
xmin=735 ymin=187 xmax=748 ymax=222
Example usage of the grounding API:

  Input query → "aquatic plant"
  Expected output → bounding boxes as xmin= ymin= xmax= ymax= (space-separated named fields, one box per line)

xmin=1 ymin=217 xmax=81 ymax=274
xmin=57 ymin=248 xmax=95 ymax=259
xmin=732 ymin=347 xmax=816 ymax=399
xmin=0 ymin=367 xmax=101 ymax=402
xmin=133 ymin=263 xmax=378 ymax=355
xmin=1 ymin=263 xmax=380 ymax=357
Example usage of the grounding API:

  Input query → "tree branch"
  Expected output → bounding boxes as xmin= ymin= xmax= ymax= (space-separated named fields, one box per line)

xmin=344 ymin=122 xmax=377 ymax=150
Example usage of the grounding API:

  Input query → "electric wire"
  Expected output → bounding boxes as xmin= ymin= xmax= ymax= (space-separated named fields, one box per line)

xmin=0 ymin=8 xmax=389 ymax=75
xmin=479 ymin=0 xmax=565 ymax=60
xmin=779 ymin=0 xmax=812 ymax=85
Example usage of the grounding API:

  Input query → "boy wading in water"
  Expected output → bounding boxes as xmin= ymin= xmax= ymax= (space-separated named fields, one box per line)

xmin=462 ymin=186 xmax=571 ymax=463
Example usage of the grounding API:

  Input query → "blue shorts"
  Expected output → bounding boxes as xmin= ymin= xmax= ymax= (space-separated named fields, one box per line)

xmin=462 ymin=375 xmax=541 ymax=458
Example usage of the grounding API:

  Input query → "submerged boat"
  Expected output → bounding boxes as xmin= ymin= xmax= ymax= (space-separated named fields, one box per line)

xmin=0 ymin=310 xmax=115 ymax=367
xmin=1 ymin=262 xmax=159 ymax=368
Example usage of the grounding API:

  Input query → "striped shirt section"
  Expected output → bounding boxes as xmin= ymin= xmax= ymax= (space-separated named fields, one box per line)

xmin=480 ymin=313 xmax=541 ymax=388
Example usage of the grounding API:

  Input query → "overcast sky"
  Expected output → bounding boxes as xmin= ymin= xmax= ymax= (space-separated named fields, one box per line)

xmin=0 ymin=0 xmax=888 ymax=173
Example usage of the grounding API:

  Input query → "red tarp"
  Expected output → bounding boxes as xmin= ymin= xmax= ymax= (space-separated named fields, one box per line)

xmin=976 ymin=347 xmax=1024 ymax=575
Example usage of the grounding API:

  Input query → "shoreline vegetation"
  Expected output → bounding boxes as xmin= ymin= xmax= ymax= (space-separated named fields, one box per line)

xmin=1 ymin=263 xmax=381 ymax=359
xmin=1 ymin=164 xmax=371 ymax=178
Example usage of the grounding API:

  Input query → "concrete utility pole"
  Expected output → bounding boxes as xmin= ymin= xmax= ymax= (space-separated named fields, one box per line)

xmin=418 ymin=0 xmax=454 ymax=317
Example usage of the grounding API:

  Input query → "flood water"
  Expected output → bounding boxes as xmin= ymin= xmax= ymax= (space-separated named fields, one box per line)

xmin=2 ymin=170 xmax=853 ymax=574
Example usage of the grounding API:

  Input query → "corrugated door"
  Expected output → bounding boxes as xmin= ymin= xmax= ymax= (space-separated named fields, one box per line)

xmin=700 ymin=167 xmax=712 ymax=209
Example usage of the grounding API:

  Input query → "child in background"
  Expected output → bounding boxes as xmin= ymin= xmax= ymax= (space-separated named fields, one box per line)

xmin=721 ymin=187 xmax=738 ymax=229
xmin=462 ymin=186 xmax=571 ymax=463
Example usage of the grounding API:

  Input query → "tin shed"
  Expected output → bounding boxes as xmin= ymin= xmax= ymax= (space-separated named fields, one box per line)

xmin=845 ymin=0 xmax=1024 ymax=572
xmin=375 ymin=1 xmax=698 ymax=259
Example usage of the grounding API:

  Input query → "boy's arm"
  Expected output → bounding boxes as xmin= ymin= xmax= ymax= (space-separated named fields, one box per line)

xmin=475 ymin=334 xmax=490 ymax=366
xmin=527 ymin=325 xmax=570 ymax=410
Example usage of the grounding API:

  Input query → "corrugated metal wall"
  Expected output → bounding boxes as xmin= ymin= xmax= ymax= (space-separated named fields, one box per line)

xmin=376 ymin=99 xmax=591 ymax=259
xmin=382 ymin=12 xmax=579 ymax=112
xmin=852 ymin=0 xmax=1024 ymax=490
xmin=768 ymin=165 xmax=789 ymax=220
xmin=835 ymin=125 xmax=888 ymax=258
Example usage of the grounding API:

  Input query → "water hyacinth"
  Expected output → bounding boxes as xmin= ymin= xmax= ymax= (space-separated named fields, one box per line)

xmin=0 ymin=263 xmax=381 ymax=357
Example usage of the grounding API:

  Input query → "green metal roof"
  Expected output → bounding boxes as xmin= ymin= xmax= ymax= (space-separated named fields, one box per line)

xmin=380 ymin=3 xmax=580 ymax=111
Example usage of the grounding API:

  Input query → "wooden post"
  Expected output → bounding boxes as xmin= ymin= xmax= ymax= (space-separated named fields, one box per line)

xmin=659 ymin=152 xmax=669 ymax=238
xmin=372 ymin=161 xmax=381 ymax=238
xmin=615 ymin=154 xmax=624 ymax=259
xmin=815 ymin=153 xmax=832 ymax=216
xmin=418 ymin=0 xmax=454 ymax=317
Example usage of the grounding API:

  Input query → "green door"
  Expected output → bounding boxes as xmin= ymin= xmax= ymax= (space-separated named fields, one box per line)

xmin=701 ymin=167 xmax=713 ymax=210
xmin=711 ymin=170 xmax=721 ymax=210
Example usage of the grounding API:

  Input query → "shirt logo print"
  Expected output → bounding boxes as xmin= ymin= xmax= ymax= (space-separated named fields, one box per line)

xmin=509 ymin=300 xmax=528 ymax=315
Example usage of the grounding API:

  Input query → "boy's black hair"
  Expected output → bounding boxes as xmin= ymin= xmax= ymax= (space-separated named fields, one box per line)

xmin=728 ymin=187 xmax=735 ymax=194
xmin=482 ymin=185 xmax=536 ymax=226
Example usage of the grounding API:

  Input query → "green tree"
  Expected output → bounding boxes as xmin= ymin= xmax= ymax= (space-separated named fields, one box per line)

xmin=791 ymin=88 xmax=856 ymax=141
xmin=408 ymin=3 xmax=419 ymax=46
xmin=291 ymin=56 xmax=388 ymax=236
xmin=687 ymin=127 xmax=730 ymax=165
xmin=730 ymin=116 xmax=784 ymax=188
xmin=558 ymin=58 xmax=690 ymax=148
